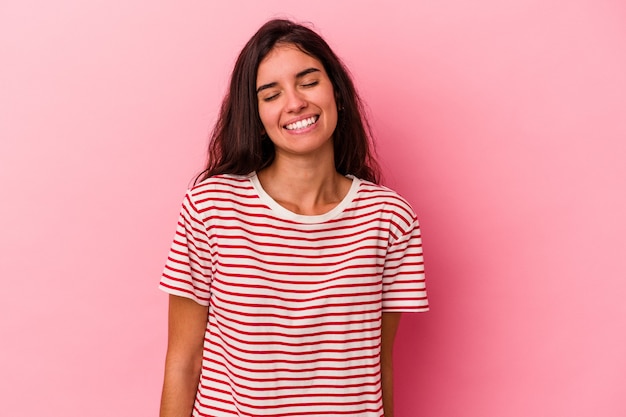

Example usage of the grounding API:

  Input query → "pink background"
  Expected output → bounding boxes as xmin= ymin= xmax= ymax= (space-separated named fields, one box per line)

xmin=1 ymin=1 xmax=625 ymax=416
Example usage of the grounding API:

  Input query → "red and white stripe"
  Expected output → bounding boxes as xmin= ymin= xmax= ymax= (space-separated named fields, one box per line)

xmin=160 ymin=173 xmax=428 ymax=417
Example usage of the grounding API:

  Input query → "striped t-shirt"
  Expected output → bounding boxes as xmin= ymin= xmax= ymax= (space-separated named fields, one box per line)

xmin=160 ymin=173 xmax=428 ymax=417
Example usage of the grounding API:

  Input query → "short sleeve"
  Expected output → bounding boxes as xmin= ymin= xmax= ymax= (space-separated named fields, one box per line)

xmin=382 ymin=218 xmax=429 ymax=313
xmin=159 ymin=192 xmax=213 ymax=306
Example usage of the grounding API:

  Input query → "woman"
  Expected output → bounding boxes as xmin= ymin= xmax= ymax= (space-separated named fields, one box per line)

xmin=159 ymin=19 xmax=428 ymax=417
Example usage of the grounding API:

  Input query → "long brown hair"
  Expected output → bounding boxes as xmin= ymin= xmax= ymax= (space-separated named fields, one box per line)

xmin=195 ymin=19 xmax=380 ymax=184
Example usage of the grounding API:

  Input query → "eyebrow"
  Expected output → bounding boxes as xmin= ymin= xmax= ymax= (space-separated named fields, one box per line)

xmin=256 ymin=67 xmax=321 ymax=94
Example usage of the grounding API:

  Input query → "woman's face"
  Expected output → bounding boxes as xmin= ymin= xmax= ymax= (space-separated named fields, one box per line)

xmin=256 ymin=44 xmax=338 ymax=162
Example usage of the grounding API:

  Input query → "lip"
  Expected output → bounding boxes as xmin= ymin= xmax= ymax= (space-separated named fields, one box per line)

xmin=282 ymin=114 xmax=320 ymax=128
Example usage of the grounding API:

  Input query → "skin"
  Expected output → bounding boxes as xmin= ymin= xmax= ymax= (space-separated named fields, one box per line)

xmin=160 ymin=43 xmax=402 ymax=417
xmin=160 ymin=296 xmax=207 ymax=417
xmin=256 ymin=44 xmax=338 ymax=162
xmin=381 ymin=312 xmax=401 ymax=417
xmin=255 ymin=43 xmax=349 ymax=214
xmin=257 ymin=43 xmax=403 ymax=416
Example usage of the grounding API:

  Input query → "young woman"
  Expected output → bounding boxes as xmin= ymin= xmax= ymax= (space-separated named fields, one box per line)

xmin=159 ymin=19 xmax=428 ymax=417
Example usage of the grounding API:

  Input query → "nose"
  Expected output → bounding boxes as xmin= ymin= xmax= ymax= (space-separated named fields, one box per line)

xmin=284 ymin=88 xmax=307 ymax=113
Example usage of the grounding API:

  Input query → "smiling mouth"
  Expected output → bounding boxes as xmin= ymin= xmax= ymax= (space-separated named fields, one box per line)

xmin=284 ymin=115 xmax=319 ymax=131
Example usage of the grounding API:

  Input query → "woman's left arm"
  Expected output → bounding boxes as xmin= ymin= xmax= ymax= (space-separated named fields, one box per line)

xmin=381 ymin=312 xmax=402 ymax=417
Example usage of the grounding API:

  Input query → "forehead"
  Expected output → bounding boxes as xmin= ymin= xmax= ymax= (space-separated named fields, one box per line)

xmin=256 ymin=44 xmax=325 ymax=83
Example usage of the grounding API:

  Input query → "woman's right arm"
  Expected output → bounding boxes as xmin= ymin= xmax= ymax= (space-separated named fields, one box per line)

xmin=160 ymin=295 xmax=208 ymax=417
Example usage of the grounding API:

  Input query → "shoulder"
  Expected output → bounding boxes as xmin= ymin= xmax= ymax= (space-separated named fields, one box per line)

xmin=352 ymin=178 xmax=420 ymax=242
xmin=354 ymin=178 xmax=418 ymax=223
xmin=179 ymin=173 xmax=258 ymax=216
xmin=187 ymin=173 xmax=255 ymax=198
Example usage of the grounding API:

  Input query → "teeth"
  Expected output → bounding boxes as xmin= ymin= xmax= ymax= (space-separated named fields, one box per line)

xmin=285 ymin=116 xmax=317 ymax=130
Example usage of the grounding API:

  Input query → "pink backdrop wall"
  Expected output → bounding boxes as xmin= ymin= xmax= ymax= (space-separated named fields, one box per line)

xmin=1 ymin=1 xmax=625 ymax=416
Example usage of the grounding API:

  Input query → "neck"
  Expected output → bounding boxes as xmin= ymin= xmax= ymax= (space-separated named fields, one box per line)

xmin=257 ymin=155 xmax=351 ymax=216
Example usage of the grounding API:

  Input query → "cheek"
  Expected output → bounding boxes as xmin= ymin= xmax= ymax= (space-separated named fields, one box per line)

xmin=257 ymin=106 xmax=274 ymax=131
xmin=325 ymin=93 xmax=339 ymax=125
xmin=323 ymin=88 xmax=338 ymax=116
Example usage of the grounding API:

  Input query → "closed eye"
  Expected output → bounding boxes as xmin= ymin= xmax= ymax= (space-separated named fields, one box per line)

xmin=302 ymin=80 xmax=319 ymax=88
xmin=263 ymin=93 xmax=280 ymax=102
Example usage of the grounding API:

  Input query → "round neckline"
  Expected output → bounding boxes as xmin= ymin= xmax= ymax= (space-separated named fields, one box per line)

xmin=249 ymin=172 xmax=360 ymax=224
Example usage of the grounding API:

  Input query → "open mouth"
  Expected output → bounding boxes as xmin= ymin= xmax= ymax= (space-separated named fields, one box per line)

xmin=284 ymin=115 xmax=319 ymax=131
